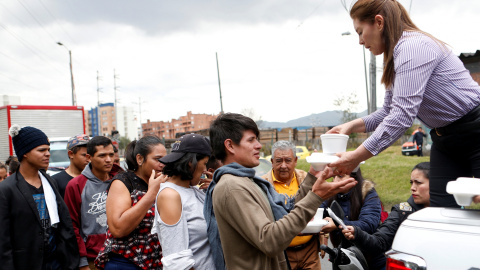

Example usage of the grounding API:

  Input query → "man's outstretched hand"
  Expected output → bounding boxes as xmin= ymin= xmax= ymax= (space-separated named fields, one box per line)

xmin=311 ymin=167 xmax=357 ymax=200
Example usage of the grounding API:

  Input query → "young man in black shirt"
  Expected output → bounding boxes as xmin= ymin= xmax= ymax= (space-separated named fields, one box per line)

xmin=0 ymin=125 xmax=79 ymax=270
xmin=52 ymin=134 xmax=90 ymax=198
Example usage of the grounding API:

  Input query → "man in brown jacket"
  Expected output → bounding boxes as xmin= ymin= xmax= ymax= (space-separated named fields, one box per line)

xmin=263 ymin=140 xmax=322 ymax=270
xmin=204 ymin=113 xmax=356 ymax=270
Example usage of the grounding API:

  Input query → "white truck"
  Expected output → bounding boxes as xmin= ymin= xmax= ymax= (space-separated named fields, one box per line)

xmin=0 ymin=105 xmax=85 ymax=170
xmin=386 ymin=178 xmax=480 ymax=269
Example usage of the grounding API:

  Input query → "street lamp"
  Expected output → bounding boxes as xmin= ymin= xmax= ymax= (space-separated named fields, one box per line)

xmin=57 ymin=42 xmax=76 ymax=106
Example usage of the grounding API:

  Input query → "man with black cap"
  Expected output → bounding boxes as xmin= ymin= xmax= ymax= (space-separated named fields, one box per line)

xmin=0 ymin=124 xmax=79 ymax=270
xmin=52 ymin=134 xmax=90 ymax=199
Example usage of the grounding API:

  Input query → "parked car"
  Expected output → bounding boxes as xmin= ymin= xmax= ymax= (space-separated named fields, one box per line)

xmin=47 ymin=137 xmax=70 ymax=175
xmin=386 ymin=178 xmax=480 ymax=269
xmin=401 ymin=135 xmax=419 ymax=156
xmin=295 ymin=146 xmax=311 ymax=159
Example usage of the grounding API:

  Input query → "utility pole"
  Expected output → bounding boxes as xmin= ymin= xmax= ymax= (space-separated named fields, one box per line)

xmin=136 ymin=97 xmax=146 ymax=126
xmin=216 ymin=52 xmax=224 ymax=114
xmin=113 ymin=69 xmax=119 ymax=131
xmin=133 ymin=97 xmax=146 ymax=138
xmin=96 ymin=71 xmax=102 ymax=106
xmin=363 ymin=47 xmax=371 ymax=114
xmin=57 ymin=42 xmax=76 ymax=106
xmin=369 ymin=52 xmax=377 ymax=114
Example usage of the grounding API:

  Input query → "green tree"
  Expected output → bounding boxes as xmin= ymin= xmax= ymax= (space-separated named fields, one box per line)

xmin=241 ymin=107 xmax=264 ymax=129
xmin=333 ymin=92 xmax=359 ymax=123
xmin=119 ymin=136 xmax=131 ymax=151
xmin=334 ymin=92 xmax=360 ymax=139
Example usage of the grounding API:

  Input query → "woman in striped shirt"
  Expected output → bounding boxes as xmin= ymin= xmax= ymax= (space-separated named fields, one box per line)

xmin=327 ymin=0 xmax=480 ymax=207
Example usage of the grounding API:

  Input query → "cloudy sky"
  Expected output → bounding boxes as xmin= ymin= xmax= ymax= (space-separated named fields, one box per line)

xmin=1 ymin=0 xmax=479 ymax=125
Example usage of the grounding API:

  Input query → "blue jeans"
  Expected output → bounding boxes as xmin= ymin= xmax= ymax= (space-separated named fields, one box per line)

xmin=104 ymin=254 xmax=142 ymax=270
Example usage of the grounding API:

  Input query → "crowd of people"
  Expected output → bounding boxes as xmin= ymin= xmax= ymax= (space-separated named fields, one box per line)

xmin=0 ymin=114 xmax=433 ymax=270
xmin=1 ymin=0 xmax=480 ymax=269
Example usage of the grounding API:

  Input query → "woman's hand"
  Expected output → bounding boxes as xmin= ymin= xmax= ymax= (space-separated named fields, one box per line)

xmin=328 ymin=151 xmax=362 ymax=176
xmin=342 ymin=225 xmax=356 ymax=240
xmin=328 ymin=145 xmax=373 ymax=176
xmin=198 ymin=171 xmax=213 ymax=190
xmin=148 ymin=170 xmax=168 ymax=197
xmin=327 ymin=122 xmax=354 ymax=135
xmin=326 ymin=118 xmax=366 ymax=135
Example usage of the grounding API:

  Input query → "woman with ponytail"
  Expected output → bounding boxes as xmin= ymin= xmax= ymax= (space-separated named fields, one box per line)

xmin=95 ymin=136 xmax=167 ymax=270
xmin=328 ymin=0 xmax=480 ymax=208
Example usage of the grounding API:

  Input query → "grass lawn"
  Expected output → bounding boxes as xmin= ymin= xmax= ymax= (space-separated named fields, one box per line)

xmin=296 ymin=145 xmax=429 ymax=210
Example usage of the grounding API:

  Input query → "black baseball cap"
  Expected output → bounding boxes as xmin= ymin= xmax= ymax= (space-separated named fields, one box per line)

xmin=159 ymin=133 xmax=211 ymax=164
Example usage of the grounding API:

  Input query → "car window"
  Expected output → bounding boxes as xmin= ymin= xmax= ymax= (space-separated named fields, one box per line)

xmin=253 ymin=159 xmax=272 ymax=176
xmin=49 ymin=140 xmax=69 ymax=163
xmin=296 ymin=147 xmax=303 ymax=153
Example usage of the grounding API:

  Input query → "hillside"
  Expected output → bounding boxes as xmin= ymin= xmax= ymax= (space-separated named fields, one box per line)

xmin=261 ymin=110 xmax=368 ymax=129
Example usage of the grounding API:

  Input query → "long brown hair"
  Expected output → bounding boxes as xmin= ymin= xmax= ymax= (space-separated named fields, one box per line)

xmin=350 ymin=0 xmax=420 ymax=88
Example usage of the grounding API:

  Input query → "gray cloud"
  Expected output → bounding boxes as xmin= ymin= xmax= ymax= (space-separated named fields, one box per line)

xmin=4 ymin=0 xmax=345 ymax=35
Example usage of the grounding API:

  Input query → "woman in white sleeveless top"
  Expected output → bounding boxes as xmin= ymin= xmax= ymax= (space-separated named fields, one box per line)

xmin=152 ymin=134 xmax=215 ymax=270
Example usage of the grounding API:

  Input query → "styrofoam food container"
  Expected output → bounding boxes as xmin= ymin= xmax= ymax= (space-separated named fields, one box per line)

xmin=446 ymin=177 xmax=480 ymax=206
xmin=301 ymin=208 xmax=328 ymax=234
xmin=321 ymin=134 xmax=349 ymax=154
xmin=306 ymin=153 xmax=339 ymax=171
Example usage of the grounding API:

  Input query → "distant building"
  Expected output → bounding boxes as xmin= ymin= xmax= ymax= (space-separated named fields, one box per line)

xmin=1 ymin=95 xmax=21 ymax=106
xmin=459 ymin=50 xmax=480 ymax=85
xmin=85 ymin=103 xmax=137 ymax=140
xmin=142 ymin=111 xmax=218 ymax=139
xmin=116 ymin=106 xmax=137 ymax=141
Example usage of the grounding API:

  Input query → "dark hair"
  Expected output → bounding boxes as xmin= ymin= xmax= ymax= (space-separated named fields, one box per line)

xmin=327 ymin=169 xmax=369 ymax=221
xmin=86 ymin=136 xmax=113 ymax=156
xmin=206 ymin=155 xmax=222 ymax=171
xmin=0 ymin=162 xmax=6 ymax=170
xmin=5 ymin=155 xmax=18 ymax=166
xmin=7 ymin=159 xmax=20 ymax=174
xmin=70 ymin=145 xmax=87 ymax=154
xmin=113 ymin=144 xmax=119 ymax=153
xmin=412 ymin=162 xmax=430 ymax=179
xmin=209 ymin=113 xmax=260 ymax=162
xmin=350 ymin=0 xmax=423 ymax=88
xmin=125 ymin=136 xmax=163 ymax=171
xmin=162 ymin=152 xmax=208 ymax=180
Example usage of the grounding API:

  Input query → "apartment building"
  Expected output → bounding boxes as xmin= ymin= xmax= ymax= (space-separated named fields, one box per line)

xmin=142 ymin=111 xmax=218 ymax=139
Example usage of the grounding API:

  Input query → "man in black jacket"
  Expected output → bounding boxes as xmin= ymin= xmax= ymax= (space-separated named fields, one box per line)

xmin=413 ymin=127 xmax=427 ymax=156
xmin=0 ymin=125 xmax=79 ymax=270
xmin=340 ymin=162 xmax=430 ymax=270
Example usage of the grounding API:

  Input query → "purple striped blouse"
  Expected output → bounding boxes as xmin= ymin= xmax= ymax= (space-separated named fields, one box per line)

xmin=362 ymin=31 xmax=480 ymax=155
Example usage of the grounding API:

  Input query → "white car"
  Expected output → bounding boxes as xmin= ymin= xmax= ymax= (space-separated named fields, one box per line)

xmin=386 ymin=178 xmax=480 ymax=269
xmin=47 ymin=137 xmax=70 ymax=175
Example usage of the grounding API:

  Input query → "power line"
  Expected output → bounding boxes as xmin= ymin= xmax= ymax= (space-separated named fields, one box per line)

xmin=38 ymin=0 xmax=77 ymax=45
xmin=0 ymin=2 xmax=30 ymax=27
xmin=0 ymin=22 xmax=68 ymax=76
xmin=0 ymin=71 xmax=43 ymax=91
xmin=15 ymin=0 xmax=58 ymax=42
xmin=297 ymin=0 xmax=326 ymax=29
